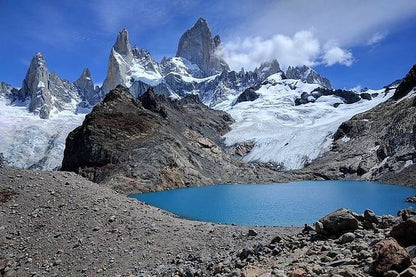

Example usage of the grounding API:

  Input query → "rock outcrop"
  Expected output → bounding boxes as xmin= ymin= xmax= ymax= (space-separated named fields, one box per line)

xmin=286 ymin=65 xmax=332 ymax=89
xmin=176 ymin=18 xmax=230 ymax=77
xmin=295 ymin=87 xmax=370 ymax=106
xmin=18 ymin=52 xmax=80 ymax=119
xmin=304 ymin=64 xmax=416 ymax=185
xmin=392 ymin=64 xmax=416 ymax=100
xmin=234 ymin=87 xmax=260 ymax=104
xmin=61 ymin=85 xmax=301 ymax=193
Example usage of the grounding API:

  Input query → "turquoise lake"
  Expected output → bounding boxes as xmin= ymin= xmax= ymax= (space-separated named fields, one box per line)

xmin=130 ymin=180 xmax=416 ymax=226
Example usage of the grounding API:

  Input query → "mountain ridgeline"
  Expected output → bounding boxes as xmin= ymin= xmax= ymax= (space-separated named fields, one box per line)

xmin=1 ymin=17 xmax=415 ymax=190
xmin=1 ymin=17 xmax=333 ymax=118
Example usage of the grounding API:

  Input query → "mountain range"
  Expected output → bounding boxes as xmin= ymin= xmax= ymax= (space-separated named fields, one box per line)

xmin=0 ymin=17 xmax=406 ymax=175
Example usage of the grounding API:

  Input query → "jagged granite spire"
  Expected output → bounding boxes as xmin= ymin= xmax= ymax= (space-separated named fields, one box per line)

xmin=176 ymin=17 xmax=229 ymax=77
xmin=114 ymin=28 xmax=133 ymax=61
xmin=74 ymin=68 xmax=102 ymax=107
xmin=18 ymin=52 xmax=80 ymax=119
xmin=286 ymin=65 xmax=332 ymax=89
xmin=19 ymin=52 xmax=53 ymax=118
xmin=102 ymin=29 xmax=134 ymax=94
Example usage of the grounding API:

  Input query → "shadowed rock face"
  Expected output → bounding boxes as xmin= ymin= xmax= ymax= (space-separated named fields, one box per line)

xmin=176 ymin=18 xmax=230 ymax=77
xmin=392 ymin=64 xmax=416 ymax=100
xmin=62 ymin=85 xmax=300 ymax=193
xmin=304 ymin=64 xmax=416 ymax=186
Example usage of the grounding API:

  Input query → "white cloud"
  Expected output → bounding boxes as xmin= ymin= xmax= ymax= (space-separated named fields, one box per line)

xmin=367 ymin=32 xmax=386 ymax=45
xmin=322 ymin=42 xmax=354 ymax=66
xmin=220 ymin=31 xmax=354 ymax=71
xmin=219 ymin=0 xmax=416 ymax=70
xmin=230 ymin=0 xmax=416 ymax=47
xmin=220 ymin=31 xmax=320 ymax=70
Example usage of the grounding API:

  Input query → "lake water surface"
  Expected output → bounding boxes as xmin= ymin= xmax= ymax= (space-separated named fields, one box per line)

xmin=130 ymin=180 xmax=416 ymax=226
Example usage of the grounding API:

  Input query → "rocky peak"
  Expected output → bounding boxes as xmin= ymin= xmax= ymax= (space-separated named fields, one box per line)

xmin=74 ymin=68 xmax=102 ymax=107
xmin=256 ymin=59 xmax=284 ymax=81
xmin=286 ymin=65 xmax=332 ymax=89
xmin=18 ymin=52 xmax=81 ymax=119
xmin=114 ymin=28 xmax=133 ymax=59
xmin=19 ymin=52 xmax=48 ymax=98
xmin=176 ymin=17 xmax=230 ymax=77
xmin=102 ymin=29 xmax=135 ymax=94
xmin=392 ymin=64 xmax=416 ymax=100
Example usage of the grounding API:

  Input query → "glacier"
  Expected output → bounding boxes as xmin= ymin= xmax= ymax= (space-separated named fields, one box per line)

xmin=0 ymin=97 xmax=86 ymax=170
xmin=218 ymin=74 xmax=393 ymax=169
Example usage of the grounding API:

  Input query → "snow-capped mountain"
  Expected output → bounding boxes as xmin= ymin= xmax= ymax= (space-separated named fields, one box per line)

xmin=0 ymin=17 xmax=395 ymax=171
xmin=0 ymin=53 xmax=101 ymax=169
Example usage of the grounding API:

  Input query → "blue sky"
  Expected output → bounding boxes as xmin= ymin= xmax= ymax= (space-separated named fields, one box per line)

xmin=1 ymin=0 xmax=416 ymax=89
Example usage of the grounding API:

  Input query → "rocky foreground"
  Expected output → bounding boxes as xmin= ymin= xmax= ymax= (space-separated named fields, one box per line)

xmin=1 ymin=167 xmax=416 ymax=277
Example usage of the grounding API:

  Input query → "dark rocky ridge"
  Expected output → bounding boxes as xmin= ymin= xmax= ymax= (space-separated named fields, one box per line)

xmin=304 ymin=64 xmax=416 ymax=186
xmin=62 ymin=85 xmax=305 ymax=193
xmin=393 ymin=64 xmax=416 ymax=100
xmin=295 ymin=87 xmax=374 ymax=106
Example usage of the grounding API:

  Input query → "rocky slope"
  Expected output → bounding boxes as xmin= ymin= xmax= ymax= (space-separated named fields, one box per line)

xmin=61 ymin=85 xmax=305 ymax=193
xmin=2 ymin=167 xmax=416 ymax=276
xmin=304 ymin=65 xmax=416 ymax=186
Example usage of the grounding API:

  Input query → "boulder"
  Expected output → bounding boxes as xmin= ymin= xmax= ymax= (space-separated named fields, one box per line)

xmin=390 ymin=216 xmax=416 ymax=247
xmin=364 ymin=209 xmax=379 ymax=224
xmin=372 ymin=238 xmax=412 ymax=276
xmin=315 ymin=208 xmax=359 ymax=237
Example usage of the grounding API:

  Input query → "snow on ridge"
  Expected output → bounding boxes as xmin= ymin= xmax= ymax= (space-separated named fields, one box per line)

xmin=220 ymin=79 xmax=392 ymax=169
